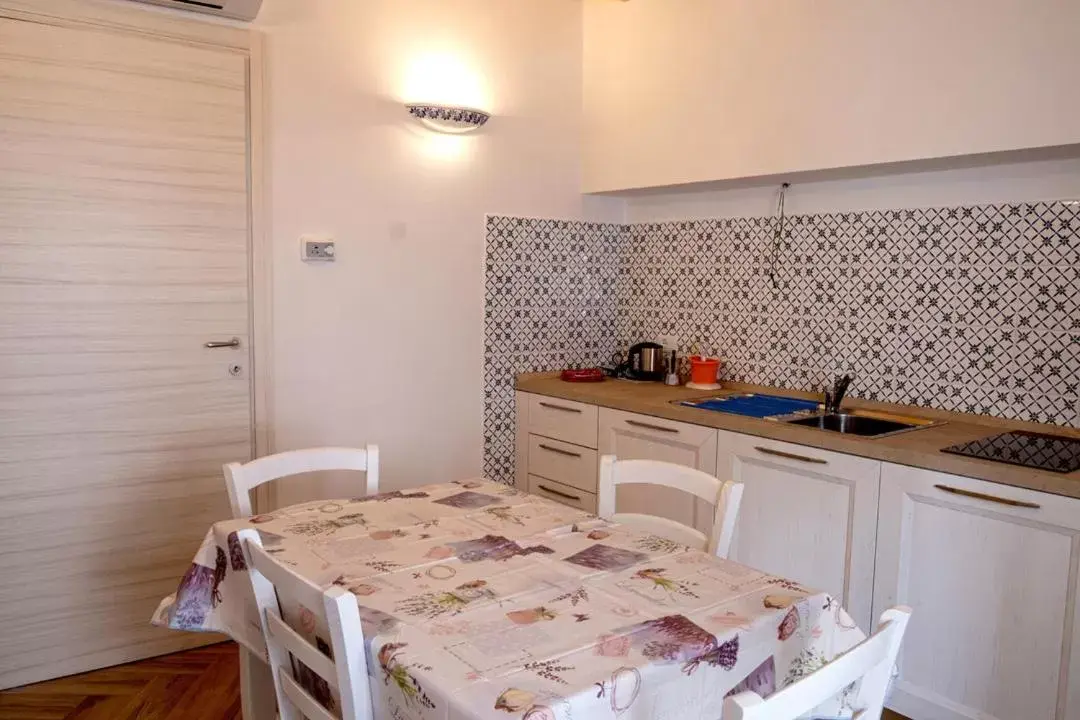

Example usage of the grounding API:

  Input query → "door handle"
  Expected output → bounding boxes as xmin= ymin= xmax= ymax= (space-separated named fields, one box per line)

xmin=538 ymin=401 xmax=582 ymax=414
xmin=625 ymin=419 xmax=679 ymax=434
xmin=536 ymin=484 xmax=581 ymax=501
xmin=538 ymin=444 xmax=582 ymax=459
xmin=933 ymin=484 xmax=1040 ymax=509
xmin=204 ymin=338 xmax=241 ymax=349
xmin=754 ymin=446 xmax=828 ymax=464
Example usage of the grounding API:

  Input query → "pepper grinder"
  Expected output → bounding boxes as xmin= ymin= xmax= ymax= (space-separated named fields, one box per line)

xmin=664 ymin=349 xmax=680 ymax=386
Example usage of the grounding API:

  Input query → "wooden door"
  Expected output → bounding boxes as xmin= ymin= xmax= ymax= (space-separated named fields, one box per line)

xmin=0 ymin=14 xmax=252 ymax=689
xmin=598 ymin=408 xmax=718 ymax=534
xmin=874 ymin=464 xmax=1080 ymax=720
xmin=719 ymin=431 xmax=880 ymax=631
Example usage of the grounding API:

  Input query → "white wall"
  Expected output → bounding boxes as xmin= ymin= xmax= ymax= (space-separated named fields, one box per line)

xmin=626 ymin=155 xmax=1080 ymax=223
xmin=256 ymin=0 xmax=622 ymax=503
xmin=584 ymin=0 xmax=1080 ymax=193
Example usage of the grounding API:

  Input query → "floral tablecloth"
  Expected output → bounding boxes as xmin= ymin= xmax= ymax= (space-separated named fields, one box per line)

xmin=154 ymin=479 xmax=866 ymax=720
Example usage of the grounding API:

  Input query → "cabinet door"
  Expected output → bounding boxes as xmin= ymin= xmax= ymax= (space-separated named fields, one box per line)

xmin=874 ymin=464 xmax=1080 ymax=720
xmin=719 ymin=431 xmax=880 ymax=631
xmin=598 ymin=408 xmax=718 ymax=534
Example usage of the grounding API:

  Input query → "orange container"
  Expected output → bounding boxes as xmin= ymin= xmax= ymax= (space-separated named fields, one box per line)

xmin=689 ymin=355 xmax=721 ymax=385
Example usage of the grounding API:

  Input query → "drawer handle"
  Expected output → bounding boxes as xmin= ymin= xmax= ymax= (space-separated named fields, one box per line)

xmin=538 ymin=443 xmax=582 ymax=459
xmin=934 ymin=484 xmax=1040 ymax=509
xmin=626 ymin=419 xmax=679 ymax=434
xmin=536 ymin=484 xmax=581 ymax=501
xmin=754 ymin=446 xmax=828 ymax=464
xmin=538 ymin=401 xmax=582 ymax=414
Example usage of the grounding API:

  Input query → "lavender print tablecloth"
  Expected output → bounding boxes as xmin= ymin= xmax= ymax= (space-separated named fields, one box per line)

xmin=154 ymin=479 xmax=866 ymax=720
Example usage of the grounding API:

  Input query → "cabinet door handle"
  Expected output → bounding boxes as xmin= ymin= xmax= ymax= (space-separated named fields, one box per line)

xmin=538 ymin=401 xmax=582 ymax=414
xmin=754 ymin=446 xmax=828 ymax=464
xmin=934 ymin=484 xmax=1040 ymax=509
xmin=536 ymin=484 xmax=581 ymax=501
xmin=625 ymin=419 xmax=679 ymax=434
xmin=538 ymin=443 xmax=582 ymax=458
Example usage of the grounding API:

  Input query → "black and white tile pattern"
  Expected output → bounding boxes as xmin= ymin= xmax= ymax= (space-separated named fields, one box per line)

xmin=619 ymin=201 xmax=1079 ymax=427
xmin=484 ymin=202 xmax=1080 ymax=483
xmin=483 ymin=216 xmax=623 ymax=482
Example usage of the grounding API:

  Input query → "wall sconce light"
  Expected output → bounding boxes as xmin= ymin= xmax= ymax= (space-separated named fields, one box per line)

xmin=406 ymin=104 xmax=490 ymax=134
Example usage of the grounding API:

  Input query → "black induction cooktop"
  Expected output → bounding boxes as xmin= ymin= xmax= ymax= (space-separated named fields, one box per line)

xmin=942 ymin=431 xmax=1080 ymax=473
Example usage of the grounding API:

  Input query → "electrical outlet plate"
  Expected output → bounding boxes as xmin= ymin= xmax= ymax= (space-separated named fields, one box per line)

xmin=657 ymin=335 xmax=678 ymax=350
xmin=301 ymin=235 xmax=335 ymax=262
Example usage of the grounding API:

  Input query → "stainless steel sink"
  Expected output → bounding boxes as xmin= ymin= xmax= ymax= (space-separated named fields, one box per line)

xmin=784 ymin=410 xmax=941 ymax=438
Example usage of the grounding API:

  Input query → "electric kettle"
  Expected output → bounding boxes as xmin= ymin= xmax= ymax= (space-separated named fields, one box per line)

xmin=626 ymin=341 xmax=666 ymax=381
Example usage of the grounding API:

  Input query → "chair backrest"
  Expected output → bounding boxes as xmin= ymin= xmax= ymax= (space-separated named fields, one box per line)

xmin=224 ymin=445 xmax=379 ymax=518
xmin=237 ymin=528 xmax=372 ymax=720
xmin=597 ymin=455 xmax=744 ymax=558
xmin=723 ymin=606 xmax=912 ymax=720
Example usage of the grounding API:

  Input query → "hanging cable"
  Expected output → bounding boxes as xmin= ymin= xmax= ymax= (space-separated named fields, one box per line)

xmin=768 ymin=182 xmax=790 ymax=289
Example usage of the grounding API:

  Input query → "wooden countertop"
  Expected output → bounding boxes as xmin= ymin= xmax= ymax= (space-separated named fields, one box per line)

xmin=516 ymin=372 xmax=1080 ymax=500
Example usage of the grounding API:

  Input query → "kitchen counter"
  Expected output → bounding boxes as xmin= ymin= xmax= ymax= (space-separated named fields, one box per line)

xmin=516 ymin=372 xmax=1080 ymax=499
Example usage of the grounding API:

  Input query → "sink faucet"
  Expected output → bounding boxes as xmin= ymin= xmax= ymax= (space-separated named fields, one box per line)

xmin=824 ymin=374 xmax=853 ymax=414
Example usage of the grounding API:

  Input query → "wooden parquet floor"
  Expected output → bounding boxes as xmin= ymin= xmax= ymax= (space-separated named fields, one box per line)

xmin=0 ymin=642 xmax=243 ymax=720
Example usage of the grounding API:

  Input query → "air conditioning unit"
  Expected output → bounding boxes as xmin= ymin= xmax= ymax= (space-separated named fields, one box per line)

xmin=129 ymin=0 xmax=262 ymax=22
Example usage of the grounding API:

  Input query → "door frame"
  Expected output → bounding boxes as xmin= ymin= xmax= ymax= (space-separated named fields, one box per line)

xmin=0 ymin=0 xmax=275 ymax=494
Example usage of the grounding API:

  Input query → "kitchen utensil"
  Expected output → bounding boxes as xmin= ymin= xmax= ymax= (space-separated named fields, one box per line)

xmin=664 ymin=349 xmax=680 ymax=386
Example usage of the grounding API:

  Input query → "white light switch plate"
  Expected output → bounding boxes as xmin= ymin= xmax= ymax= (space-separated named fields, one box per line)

xmin=301 ymin=235 xmax=335 ymax=262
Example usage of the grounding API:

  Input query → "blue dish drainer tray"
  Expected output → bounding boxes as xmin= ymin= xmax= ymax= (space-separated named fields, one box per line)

xmin=680 ymin=393 xmax=820 ymax=419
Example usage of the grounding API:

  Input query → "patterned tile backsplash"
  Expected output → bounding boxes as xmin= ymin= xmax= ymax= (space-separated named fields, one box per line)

xmin=483 ymin=216 xmax=624 ymax=481
xmin=484 ymin=202 xmax=1080 ymax=483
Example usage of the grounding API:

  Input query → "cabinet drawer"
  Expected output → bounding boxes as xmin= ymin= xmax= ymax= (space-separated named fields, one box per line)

xmin=527 ymin=435 xmax=598 ymax=493
xmin=600 ymin=408 xmax=716 ymax=446
xmin=725 ymin=430 xmax=879 ymax=483
xmin=528 ymin=475 xmax=597 ymax=513
xmin=526 ymin=394 xmax=598 ymax=448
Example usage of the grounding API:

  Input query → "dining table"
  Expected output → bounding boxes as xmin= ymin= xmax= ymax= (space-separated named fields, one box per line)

xmin=154 ymin=479 xmax=868 ymax=720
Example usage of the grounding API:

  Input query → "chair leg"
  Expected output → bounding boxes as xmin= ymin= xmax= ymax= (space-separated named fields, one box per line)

xmin=240 ymin=647 xmax=279 ymax=720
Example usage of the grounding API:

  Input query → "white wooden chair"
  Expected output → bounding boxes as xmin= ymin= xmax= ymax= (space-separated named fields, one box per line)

xmin=723 ymin=606 xmax=912 ymax=720
xmin=237 ymin=528 xmax=374 ymax=720
xmin=224 ymin=446 xmax=379 ymax=518
xmin=597 ymin=455 xmax=744 ymax=558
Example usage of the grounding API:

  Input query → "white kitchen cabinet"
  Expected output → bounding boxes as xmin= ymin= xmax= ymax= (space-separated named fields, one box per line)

xmin=516 ymin=391 xmax=599 ymax=512
xmin=874 ymin=464 xmax=1080 ymax=720
xmin=598 ymin=408 xmax=718 ymax=535
xmin=718 ymin=430 xmax=881 ymax=631
xmin=583 ymin=3 xmax=1080 ymax=193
